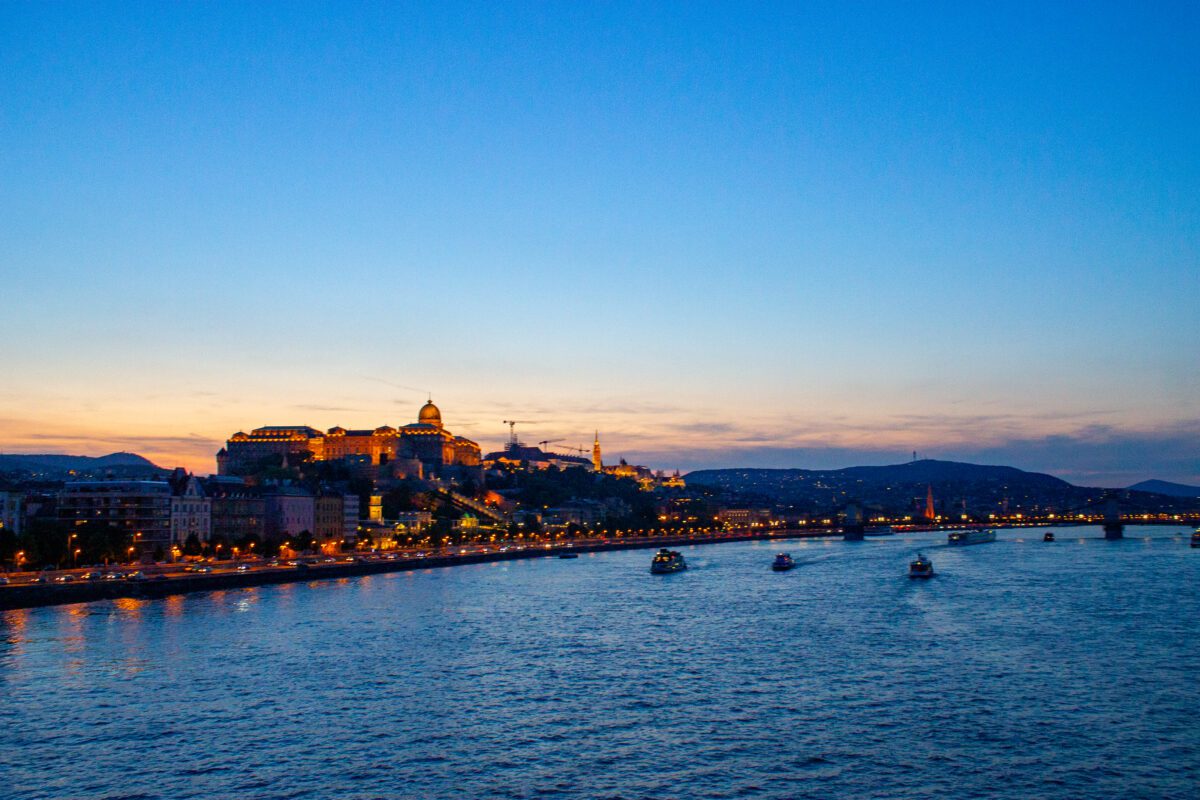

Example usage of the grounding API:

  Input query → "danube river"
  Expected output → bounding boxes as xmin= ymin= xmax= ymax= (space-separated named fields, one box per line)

xmin=2 ymin=526 xmax=1198 ymax=799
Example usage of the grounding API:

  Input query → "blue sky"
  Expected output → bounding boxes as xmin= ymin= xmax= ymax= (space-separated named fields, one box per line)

xmin=1 ymin=2 xmax=1197 ymax=485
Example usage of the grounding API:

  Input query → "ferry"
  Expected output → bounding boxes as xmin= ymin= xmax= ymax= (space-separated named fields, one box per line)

xmin=948 ymin=529 xmax=996 ymax=546
xmin=771 ymin=553 xmax=795 ymax=572
xmin=650 ymin=549 xmax=687 ymax=574
xmin=1191 ymin=529 xmax=1200 ymax=548
xmin=909 ymin=553 xmax=934 ymax=578
xmin=1043 ymin=531 xmax=1055 ymax=542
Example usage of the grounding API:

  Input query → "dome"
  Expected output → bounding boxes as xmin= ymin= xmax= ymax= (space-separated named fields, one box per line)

xmin=418 ymin=399 xmax=443 ymax=427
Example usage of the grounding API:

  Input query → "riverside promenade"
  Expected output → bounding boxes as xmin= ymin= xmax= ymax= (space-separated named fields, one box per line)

xmin=0 ymin=528 xmax=841 ymax=611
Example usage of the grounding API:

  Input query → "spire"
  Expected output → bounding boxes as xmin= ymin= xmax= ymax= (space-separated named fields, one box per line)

xmin=592 ymin=430 xmax=602 ymax=472
xmin=925 ymin=484 xmax=935 ymax=521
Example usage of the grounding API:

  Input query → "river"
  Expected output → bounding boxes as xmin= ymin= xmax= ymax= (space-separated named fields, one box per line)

xmin=2 ymin=525 xmax=1197 ymax=799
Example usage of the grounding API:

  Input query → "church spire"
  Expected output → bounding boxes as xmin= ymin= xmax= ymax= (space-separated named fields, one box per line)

xmin=592 ymin=430 xmax=602 ymax=472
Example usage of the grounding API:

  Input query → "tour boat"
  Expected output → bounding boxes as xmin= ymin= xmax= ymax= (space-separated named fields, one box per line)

xmin=1043 ymin=531 xmax=1055 ymax=542
xmin=948 ymin=529 xmax=997 ymax=546
xmin=909 ymin=553 xmax=934 ymax=578
xmin=771 ymin=553 xmax=795 ymax=571
xmin=650 ymin=549 xmax=687 ymax=574
xmin=1191 ymin=530 xmax=1200 ymax=548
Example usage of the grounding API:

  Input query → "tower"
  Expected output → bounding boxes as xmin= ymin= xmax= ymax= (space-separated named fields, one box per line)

xmin=592 ymin=431 xmax=602 ymax=472
xmin=924 ymin=484 xmax=935 ymax=521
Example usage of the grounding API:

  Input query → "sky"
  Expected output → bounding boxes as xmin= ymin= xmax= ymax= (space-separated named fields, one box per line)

xmin=1 ymin=1 xmax=1197 ymax=487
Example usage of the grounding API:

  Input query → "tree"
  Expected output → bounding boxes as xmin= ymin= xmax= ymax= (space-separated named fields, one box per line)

xmin=291 ymin=529 xmax=317 ymax=553
xmin=182 ymin=533 xmax=202 ymax=557
xmin=75 ymin=520 xmax=132 ymax=565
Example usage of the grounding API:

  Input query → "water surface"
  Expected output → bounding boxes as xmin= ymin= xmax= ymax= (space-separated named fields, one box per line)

xmin=2 ymin=526 xmax=1198 ymax=799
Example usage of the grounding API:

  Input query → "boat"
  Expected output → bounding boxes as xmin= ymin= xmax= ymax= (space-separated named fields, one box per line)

xmin=948 ymin=529 xmax=996 ymax=546
xmin=909 ymin=553 xmax=934 ymax=578
xmin=863 ymin=526 xmax=894 ymax=537
xmin=558 ymin=553 xmax=579 ymax=559
xmin=650 ymin=549 xmax=687 ymax=574
xmin=771 ymin=553 xmax=795 ymax=571
xmin=1191 ymin=530 xmax=1200 ymax=548
xmin=1043 ymin=531 xmax=1055 ymax=542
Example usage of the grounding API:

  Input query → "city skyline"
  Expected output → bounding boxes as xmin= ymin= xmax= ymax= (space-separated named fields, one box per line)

xmin=2 ymin=3 xmax=1198 ymax=487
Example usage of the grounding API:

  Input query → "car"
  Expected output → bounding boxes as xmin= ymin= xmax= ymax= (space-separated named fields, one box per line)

xmin=102 ymin=572 xmax=124 ymax=581
xmin=0 ymin=576 xmax=9 ymax=585
xmin=126 ymin=571 xmax=148 ymax=582
xmin=236 ymin=564 xmax=250 ymax=572
xmin=151 ymin=574 xmax=169 ymax=582
xmin=54 ymin=574 xmax=76 ymax=583
xmin=82 ymin=571 xmax=101 ymax=581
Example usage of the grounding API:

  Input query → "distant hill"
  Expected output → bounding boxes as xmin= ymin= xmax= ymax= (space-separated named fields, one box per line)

xmin=1127 ymin=479 xmax=1200 ymax=498
xmin=685 ymin=459 xmax=1101 ymax=516
xmin=0 ymin=451 xmax=165 ymax=479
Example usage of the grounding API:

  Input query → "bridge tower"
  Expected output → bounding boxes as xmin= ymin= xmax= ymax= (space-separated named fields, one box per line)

xmin=1103 ymin=495 xmax=1124 ymax=539
xmin=842 ymin=502 xmax=865 ymax=541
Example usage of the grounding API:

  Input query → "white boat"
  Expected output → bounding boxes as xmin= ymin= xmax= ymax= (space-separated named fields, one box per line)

xmin=947 ymin=529 xmax=996 ymax=546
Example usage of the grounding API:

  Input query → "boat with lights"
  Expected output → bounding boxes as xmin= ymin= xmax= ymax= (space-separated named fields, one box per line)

xmin=909 ymin=553 xmax=934 ymax=578
xmin=650 ymin=549 xmax=687 ymax=574
xmin=948 ymin=529 xmax=996 ymax=546
xmin=771 ymin=553 xmax=795 ymax=571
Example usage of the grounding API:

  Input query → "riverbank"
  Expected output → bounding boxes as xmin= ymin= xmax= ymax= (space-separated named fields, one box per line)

xmin=0 ymin=528 xmax=839 ymax=611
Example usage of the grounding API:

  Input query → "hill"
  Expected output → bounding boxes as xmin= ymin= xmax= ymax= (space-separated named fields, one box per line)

xmin=685 ymin=459 xmax=1099 ymax=516
xmin=1127 ymin=479 xmax=1200 ymax=498
xmin=0 ymin=451 xmax=165 ymax=479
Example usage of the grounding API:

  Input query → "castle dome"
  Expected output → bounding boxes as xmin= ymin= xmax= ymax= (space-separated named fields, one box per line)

xmin=418 ymin=399 xmax=443 ymax=427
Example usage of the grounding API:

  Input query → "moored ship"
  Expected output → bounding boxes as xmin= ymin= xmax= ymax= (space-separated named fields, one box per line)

xmin=650 ymin=549 xmax=687 ymax=574
xmin=948 ymin=529 xmax=996 ymax=546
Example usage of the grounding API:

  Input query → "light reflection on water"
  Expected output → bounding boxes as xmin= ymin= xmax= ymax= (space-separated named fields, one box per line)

xmin=0 ymin=526 xmax=1197 ymax=800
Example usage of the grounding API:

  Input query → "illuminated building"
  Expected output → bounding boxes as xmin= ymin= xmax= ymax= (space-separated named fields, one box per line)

xmin=314 ymin=494 xmax=344 ymax=542
xmin=58 ymin=481 xmax=173 ymax=553
xmin=168 ymin=470 xmax=211 ymax=544
xmin=218 ymin=399 xmax=482 ymax=478
xmin=593 ymin=431 xmax=602 ymax=471
xmin=264 ymin=487 xmax=315 ymax=540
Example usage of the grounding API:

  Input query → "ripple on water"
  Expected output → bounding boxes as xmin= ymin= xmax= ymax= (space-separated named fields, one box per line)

xmin=0 ymin=528 xmax=1198 ymax=800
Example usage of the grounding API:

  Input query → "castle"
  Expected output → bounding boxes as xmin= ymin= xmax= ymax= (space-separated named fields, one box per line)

xmin=217 ymin=399 xmax=481 ymax=479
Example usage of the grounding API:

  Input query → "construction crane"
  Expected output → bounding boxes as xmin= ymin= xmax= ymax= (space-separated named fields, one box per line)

xmin=502 ymin=420 xmax=537 ymax=447
xmin=538 ymin=439 xmax=564 ymax=451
